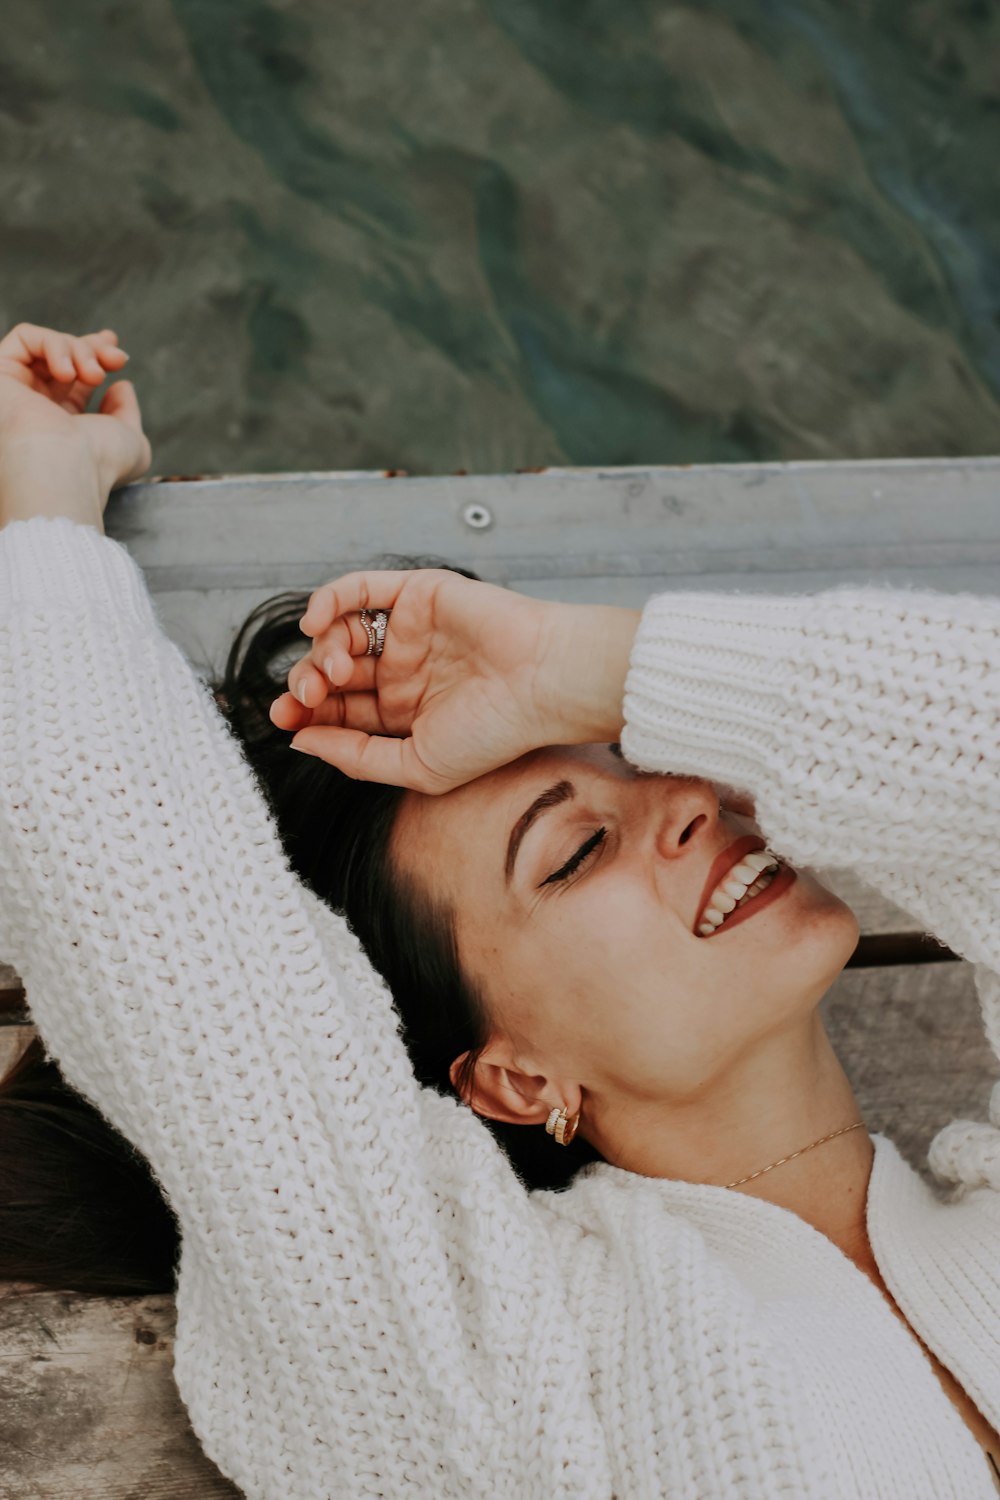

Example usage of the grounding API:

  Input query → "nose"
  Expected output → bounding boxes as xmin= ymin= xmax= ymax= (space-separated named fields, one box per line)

xmin=651 ymin=778 xmax=722 ymax=860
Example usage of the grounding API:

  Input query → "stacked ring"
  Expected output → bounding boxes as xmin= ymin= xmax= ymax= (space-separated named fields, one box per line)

xmin=359 ymin=608 xmax=391 ymax=657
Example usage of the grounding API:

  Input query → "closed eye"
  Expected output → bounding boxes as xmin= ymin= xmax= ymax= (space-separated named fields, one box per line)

xmin=540 ymin=827 xmax=607 ymax=886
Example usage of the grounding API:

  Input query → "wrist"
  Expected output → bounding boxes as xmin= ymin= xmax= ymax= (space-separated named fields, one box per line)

xmin=0 ymin=431 xmax=105 ymax=532
xmin=541 ymin=602 xmax=641 ymax=745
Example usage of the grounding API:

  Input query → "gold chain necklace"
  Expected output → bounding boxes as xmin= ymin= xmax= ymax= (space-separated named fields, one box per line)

xmin=725 ymin=1120 xmax=867 ymax=1189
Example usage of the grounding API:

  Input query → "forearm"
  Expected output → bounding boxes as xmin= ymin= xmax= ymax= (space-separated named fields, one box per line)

xmin=0 ymin=433 xmax=105 ymax=533
xmin=619 ymin=581 xmax=1000 ymax=871
xmin=545 ymin=603 xmax=642 ymax=745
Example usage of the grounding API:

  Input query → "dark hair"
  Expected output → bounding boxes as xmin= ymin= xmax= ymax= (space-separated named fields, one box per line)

xmin=0 ymin=557 xmax=600 ymax=1295
xmin=0 ymin=1034 xmax=180 ymax=1295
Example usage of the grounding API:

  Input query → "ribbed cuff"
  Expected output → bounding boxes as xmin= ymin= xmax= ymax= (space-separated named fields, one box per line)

xmin=0 ymin=515 xmax=159 ymax=632
xmin=619 ymin=588 xmax=815 ymax=789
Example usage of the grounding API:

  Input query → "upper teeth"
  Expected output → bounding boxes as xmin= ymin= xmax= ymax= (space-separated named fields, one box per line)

xmin=697 ymin=850 xmax=779 ymax=937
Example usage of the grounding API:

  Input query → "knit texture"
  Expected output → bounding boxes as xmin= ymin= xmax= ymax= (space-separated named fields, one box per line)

xmin=1 ymin=517 xmax=999 ymax=1499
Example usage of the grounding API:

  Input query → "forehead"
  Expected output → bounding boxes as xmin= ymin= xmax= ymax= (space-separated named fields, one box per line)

xmin=390 ymin=743 xmax=623 ymax=903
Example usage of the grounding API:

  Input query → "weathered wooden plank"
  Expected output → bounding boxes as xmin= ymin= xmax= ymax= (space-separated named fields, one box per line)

xmin=0 ymin=1289 xmax=240 ymax=1499
xmin=0 ymin=1024 xmax=33 ymax=1078
xmin=120 ymin=458 xmax=1000 ymax=583
xmin=820 ymin=961 xmax=1000 ymax=1196
xmin=0 ymin=963 xmax=23 ymax=1018
xmin=847 ymin=933 xmax=960 ymax=968
xmin=504 ymin=567 xmax=1000 ymax=603
xmin=101 ymin=457 xmax=1000 ymax=676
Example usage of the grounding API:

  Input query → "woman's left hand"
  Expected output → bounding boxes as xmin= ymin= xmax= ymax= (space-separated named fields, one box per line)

xmin=0 ymin=322 xmax=152 ymax=528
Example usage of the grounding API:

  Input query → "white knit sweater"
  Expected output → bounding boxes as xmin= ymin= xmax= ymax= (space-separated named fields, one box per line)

xmin=1 ymin=515 xmax=999 ymax=1500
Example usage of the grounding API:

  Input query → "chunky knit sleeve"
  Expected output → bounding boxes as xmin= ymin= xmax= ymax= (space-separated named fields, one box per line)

xmin=619 ymin=579 xmax=1000 ymax=1191
xmin=0 ymin=517 xmax=609 ymax=1500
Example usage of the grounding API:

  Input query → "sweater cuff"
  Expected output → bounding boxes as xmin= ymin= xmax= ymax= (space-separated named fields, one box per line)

xmin=0 ymin=515 xmax=159 ymax=632
xmin=619 ymin=588 xmax=814 ymax=790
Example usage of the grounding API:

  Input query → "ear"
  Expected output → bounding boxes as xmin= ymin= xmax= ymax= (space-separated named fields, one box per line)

xmin=449 ymin=1043 xmax=581 ymax=1129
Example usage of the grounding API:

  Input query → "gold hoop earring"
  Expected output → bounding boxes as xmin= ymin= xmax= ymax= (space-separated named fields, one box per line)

xmin=545 ymin=1105 xmax=580 ymax=1146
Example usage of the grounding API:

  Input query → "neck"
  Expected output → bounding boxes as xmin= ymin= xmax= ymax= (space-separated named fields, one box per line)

xmin=588 ymin=1011 xmax=875 ymax=1265
xmin=727 ymin=1108 xmax=876 ymax=1268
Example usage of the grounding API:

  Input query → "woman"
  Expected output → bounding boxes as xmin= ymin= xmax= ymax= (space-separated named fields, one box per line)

xmin=1 ymin=321 xmax=999 ymax=1498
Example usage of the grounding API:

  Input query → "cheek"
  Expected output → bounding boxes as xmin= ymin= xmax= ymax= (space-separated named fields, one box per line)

xmin=507 ymin=883 xmax=697 ymax=1062
xmin=467 ymin=887 xmax=645 ymax=1061
xmin=544 ymin=879 xmax=660 ymax=979
xmin=491 ymin=874 xmax=859 ymax=1099
xmin=523 ymin=883 xmax=743 ymax=1091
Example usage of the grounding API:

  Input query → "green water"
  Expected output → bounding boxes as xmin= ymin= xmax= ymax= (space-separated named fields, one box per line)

xmin=3 ymin=0 xmax=999 ymax=475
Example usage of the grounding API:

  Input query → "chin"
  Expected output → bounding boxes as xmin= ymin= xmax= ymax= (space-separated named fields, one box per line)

xmin=790 ymin=872 xmax=862 ymax=973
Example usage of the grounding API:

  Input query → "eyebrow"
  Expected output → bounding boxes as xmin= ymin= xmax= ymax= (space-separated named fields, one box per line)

xmin=504 ymin=780 xmax=576 ymax=886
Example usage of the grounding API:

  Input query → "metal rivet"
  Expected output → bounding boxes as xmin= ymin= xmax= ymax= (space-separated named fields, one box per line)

xmin=462 ymin=502 xmax=493 ymax=530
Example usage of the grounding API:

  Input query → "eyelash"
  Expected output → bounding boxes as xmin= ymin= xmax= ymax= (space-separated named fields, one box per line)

xmin=541 ymin=827 xmax=608 ymax=886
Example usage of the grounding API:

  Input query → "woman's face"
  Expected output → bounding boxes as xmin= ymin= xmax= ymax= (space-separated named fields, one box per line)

xmin=390 ymin=743 xmax=860 ymax=1136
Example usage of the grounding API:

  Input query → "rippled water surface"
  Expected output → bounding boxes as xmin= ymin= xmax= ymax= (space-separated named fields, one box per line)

xmin=3 ymin=0 xmax=999 ymax=474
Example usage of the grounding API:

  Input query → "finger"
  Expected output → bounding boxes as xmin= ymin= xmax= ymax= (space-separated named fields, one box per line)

xmin=96 ymin=382 xmax=153 ymax=485
xmin=81 ymin=330 xmax=129 ymax=368
xmin=296 ymin=613 xmax=370 ymax=686
xmin=305 ymin=692 xmax=387 ymax=736
xmin=291 ymin=620 xmax=381 ymax=700
xmin=44 ymin=330 xmax=79 ymax=384
xmin=58 ymin=386 xmax=92 ymax=413
xmin=99 ymin=378 xmax=143 ymax=430
xmin=289 ymin=726 xmax=435 ymax=791
xmin=269 ymin=690 xmax=325 ymax=733
xmin=319 ymin=652 xmax=378 ymax=694
xmin=287 ymin=656 xmax=337 ymax=708
xmin=0 ymin=323 xmax=115 ymax=393
xmin=69 ymin=335 xmax=111 ymax=385
xmin=0 ymin=323 xmax=71 ymax=380
xmin=299 ymin=569 xmax=415 ymax=637
xmin=94 ymin=343 xmax=129 ymax=368
xmin=269 ymin=676 xmax=382 ymax=733
xmin=0 ymin=323 xmax=39 ymax=359
xmin=314 ymin=621 xmax=381 ymax=687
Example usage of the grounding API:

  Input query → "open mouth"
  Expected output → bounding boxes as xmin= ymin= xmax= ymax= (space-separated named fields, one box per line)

xmin=698 ymin=861 xmax=797 ymax=937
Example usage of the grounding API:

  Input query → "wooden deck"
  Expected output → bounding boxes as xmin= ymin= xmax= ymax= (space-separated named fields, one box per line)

xmin=1 ymin=457 xmax=998 ymax=1498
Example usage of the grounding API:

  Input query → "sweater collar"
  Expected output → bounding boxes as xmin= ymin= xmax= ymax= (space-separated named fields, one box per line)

xmin=577 ymin=1132 xmax=969 ymax=1295
xmin=582 ymin=1131 xmax=1000 ymax=1433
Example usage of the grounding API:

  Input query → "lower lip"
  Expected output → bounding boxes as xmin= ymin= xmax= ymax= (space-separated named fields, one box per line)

xmin=702 ymin=862 xmax=797 ymax=937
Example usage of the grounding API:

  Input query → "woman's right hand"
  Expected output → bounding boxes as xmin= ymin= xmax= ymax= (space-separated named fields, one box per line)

xmin=268 ymin=568 xmax=640 ymax=793
xmin=0 ymin=323 xmax=149 ymax=532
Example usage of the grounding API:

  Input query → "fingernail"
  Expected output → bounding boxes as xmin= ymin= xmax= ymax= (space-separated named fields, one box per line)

xmin=289 ymin=743 xmax=310 ymax=755
xmin=296 ymin=681 xmax=310 ymax=705
xmin=323 ymin=657 xmax=336 ymax=682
